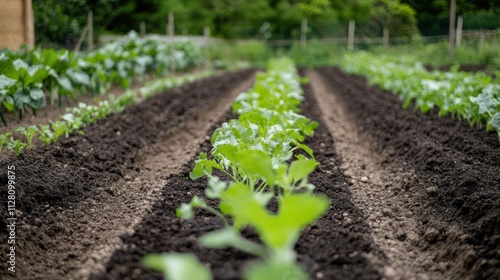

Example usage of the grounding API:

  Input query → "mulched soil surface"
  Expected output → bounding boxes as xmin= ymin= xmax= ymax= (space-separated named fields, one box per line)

xmin=0 ymin=69 xmax=254 ymax=278
xmin=90 ymin=73 xmax=385 ymax=280
xmin=316 ymin=67 xmax=500 ymax=280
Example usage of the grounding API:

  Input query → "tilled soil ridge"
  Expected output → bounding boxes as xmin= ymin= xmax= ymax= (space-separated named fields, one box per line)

xmin=316 ymin=67 xmax=500 ymax=280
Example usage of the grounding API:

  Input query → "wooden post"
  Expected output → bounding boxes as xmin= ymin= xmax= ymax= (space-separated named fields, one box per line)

xmin=88 ymin=10 xmax=94 ymax=51
xmin=24 ymin=0 xmax=35 ymax=46
xmin=140 ymin=22 xmax=146 ymax=37
xmin=204 ymin=26 xmax=211 ymax=69
xmin=300 ymin=18 xmax=307 ymax=51
xmin=168 ymin=11 xmax=176 ymax=73
xmin=448 ymin=0 xmax=456 ymax=61
xmin=383 ymin=26 xmax=389 ymax=49
xmin=455 ymin=15 xmax=463 ymax=46
xmin=348 ymin=19 xmax=355 ymax=51
xmin=74 ymin=26 xmax=89 ymax=52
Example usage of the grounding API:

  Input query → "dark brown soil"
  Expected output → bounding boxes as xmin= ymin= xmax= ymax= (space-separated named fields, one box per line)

xmin=316 ymin=67 xmax=500 ymax=280
xmin=0 ymin=69 xmax=255 ymax=279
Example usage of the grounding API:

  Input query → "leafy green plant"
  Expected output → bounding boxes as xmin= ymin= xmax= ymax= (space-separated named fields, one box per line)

xmin=15 ymin=125 xmax=38 ymax=148
xmin=37 ymin=124 xmax=53 ymax=145
xmin=0 ymin=133 xmax=12 ymax=152
xmin=50 ymin=120 xmax=68 ymax=142
xmin=6 ymin=137 xmax=27 ymax=155
xmin=339 ymin=52 xmax=500 ymax=139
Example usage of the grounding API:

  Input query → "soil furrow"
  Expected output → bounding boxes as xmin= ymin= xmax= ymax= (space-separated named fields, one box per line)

xmin=91 ymin=72 xmax=384 ymax=280
xmin=0 ymin=70 xmax=255 ymax=279
xmin=308 ymin=70 xmax=452 ymax=280
xmin=315 ymin=67 xmax=500 ymax=280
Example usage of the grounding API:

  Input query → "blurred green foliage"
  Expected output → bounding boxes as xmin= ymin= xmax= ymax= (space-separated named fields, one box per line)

xmin=33 ymin=0 xmax=117 ymax=49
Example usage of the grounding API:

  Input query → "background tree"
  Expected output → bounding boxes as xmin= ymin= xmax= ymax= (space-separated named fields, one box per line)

xmin=372 ymin=0 xmax=418 ymax=38
xmin=400 ymin=0 xmax=500 ymax=35
xmin=33 ymin=0 xmax=117 ymax=49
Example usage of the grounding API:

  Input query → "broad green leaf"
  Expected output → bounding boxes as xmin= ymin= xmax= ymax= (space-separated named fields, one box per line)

xmin=0 ymin=75 xmax=16 ymax=90
xmin=0 ymin=55 xmax=16 ymax=78
xmin=294 ymin=143 xmax=314 ymax=158
xmin=470 ymin=93 xmax=498 ymax=115
xmin=289 ymin=155 xmax=318 ymax=183
xmin=30 ymin=88 xmax=44 ymax=100
xmin=26 ymin=65 xmax=50 ymax=85
xmin=57 ymin=76 xmax=73 ymax=93
xmin=199 ymin=228 xmax=239 ymax=249
xmin=488 ymin=112 xmax=500 ymax=132
xmin=238 ymin=149 xmax=276 ymax=185
xmin=13 ymin=89 xmax=30 ymax=110
xmin=68 ymin=69 xmax=91 ymax=86
xmin=143 ymin=253 xmax=212 ymax=280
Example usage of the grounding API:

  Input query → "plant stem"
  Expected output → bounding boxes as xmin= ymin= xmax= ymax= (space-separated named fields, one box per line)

xmin=0 ymin=111 xmax=7 ymax=126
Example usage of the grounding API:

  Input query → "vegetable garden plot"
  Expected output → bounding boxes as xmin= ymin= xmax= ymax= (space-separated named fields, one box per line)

xmin=0 ymin=70 xmax=254 ymax=280
xmin=1 ymin=62 xmax=498 ymax=280
xmin=315 ymin=67 xmax=500 ymax=280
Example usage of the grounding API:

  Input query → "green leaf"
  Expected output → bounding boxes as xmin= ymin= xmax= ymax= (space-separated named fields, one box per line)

xmin=221 ymin=183 xmax=329 ymax=250
xmin=288 ymin=155 xmax=318 ymax=183
xmin=13 ymin=89 xmax=30 ymax=110
xmin=26 ymin=65 xmax=50 ymax=85
xmin=199 ymin=228 xmax=239 ymax=249
xmin=176 ymin=203 xmax=194 ymax=219
xmin=0 ymin=75 xmax=16 ymax=90
xmin=190 ymin=157 xmax=221 ymax=180
xmin=142 ymin=253 xmax=212 ymax=280
xmin=0 ymin=55 xmax=16 ymax=79
xmin=488 ymin=112 xmax=500 ymax=132
xmin=471 ymin=93 xmax=498 ymax=115
xmin=68 ymin=69 xmax=91 ymax=86
xmin=244 ymin=261 xmax=309 ymax=280
xmin=205 ymin=176 xmax=227 ymax=199
xmin=30 ymin=88 xmax=44 ymax=100
xmin=294 ymin=143 xmax=314 ymax=158
xmin=57 ymin=76 xmax=73 ymax=93
xmin=238 ymin=149 xmax=276 ymax=185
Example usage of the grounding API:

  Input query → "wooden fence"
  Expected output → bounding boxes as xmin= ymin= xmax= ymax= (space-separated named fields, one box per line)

xmin=0 ymin=0 xmax=35 ymax=50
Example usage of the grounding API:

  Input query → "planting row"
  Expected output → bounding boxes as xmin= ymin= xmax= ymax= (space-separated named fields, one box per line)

xmin=0 ymin=31 xmax=204 ymax=125
xmin=143 ymin=58 xmax=326 ymax=280
xmin=0 ymin=70 xmax=213 ymax=156
xmin=339 ymin=52 xmax=500 ymax=139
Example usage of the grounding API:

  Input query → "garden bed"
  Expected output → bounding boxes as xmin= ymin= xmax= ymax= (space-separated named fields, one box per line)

xmin=1 ymin=67 xmax=498 ymax=280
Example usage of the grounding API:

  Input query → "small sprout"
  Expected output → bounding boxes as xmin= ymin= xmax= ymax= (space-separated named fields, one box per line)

xmin=38 ymin=124 xmax=54 ymax=145
xmin=0 ymin=133 xmax=12 ymax=152
xmin=15 ymin=125 xmax=38 ymax=148
xmin=50 ymin=120 xmax=68 ymax=142
xmin=6 ymin=137 xmax=27 ymax=155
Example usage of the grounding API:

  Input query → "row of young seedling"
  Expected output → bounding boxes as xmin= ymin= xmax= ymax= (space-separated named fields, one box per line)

xmin=144 ymin=58 xmax=328 ymax=280
xmin=340 ymin=52 xmax=500 ymax=139
xmin=0 ymin=70 xmax=213 ymax=156
xmin=0 ymin=31 xmax=205 ymax=126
